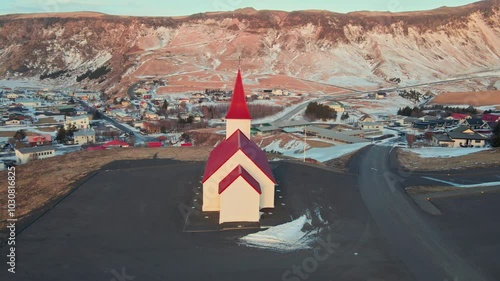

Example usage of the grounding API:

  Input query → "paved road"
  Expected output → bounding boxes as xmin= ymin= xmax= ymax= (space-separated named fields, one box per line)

xmin=355 ymin=145 xmax=493 ymax=281
xmin=78 ymin=99 xmax=155 ymax=143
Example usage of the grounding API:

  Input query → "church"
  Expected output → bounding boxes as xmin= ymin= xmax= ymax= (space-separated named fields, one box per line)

xmin=202 ymin=69 xmax=276 ymax=224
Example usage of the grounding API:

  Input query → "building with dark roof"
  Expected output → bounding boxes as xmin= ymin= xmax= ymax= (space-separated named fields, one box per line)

xmin=432 ymin=126 xmax=488 ymax=148
xmin=15 ymin=146 xmax=56 ymax=164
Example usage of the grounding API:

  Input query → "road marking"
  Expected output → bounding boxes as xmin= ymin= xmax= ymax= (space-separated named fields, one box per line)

xmin=422 ymin=176 xmax=500 ymax=188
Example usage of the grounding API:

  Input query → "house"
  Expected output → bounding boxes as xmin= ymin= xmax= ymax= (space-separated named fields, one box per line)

xmin=252 ymin=125 xmax=282 ymax=136
xmin=144 ymin=111 xmax=159 ymax=121
xmin=7 ymin=93 xmax=18 ymax=100
xmin=361 ymin=122 xmax=383 ymax=132
xmin=15 ymin=99 xmax=43 ymax=107
xmin=15 ymin=146 xmax=56 ymax=164
xmin=306 ymin=126 xmax=370 ymax=144
xmin=448 ymin=113 xmax=471 ymax=122
xmin=116 ymin=112 xmax=133 ymax=123
xmin=482 ymin=113 xmax=500 ymax=123
xmin=432 ymin=126 xmax=488 ymax=148
xmin=27 ymin=135 xmax=52 ymax=147
xmin=419 ymin=115 xmax=438 ymax=122
xmin=376 ymin=92 xmax=387 ymax=99
xmin=325 ymin=101 xmax=345 ymax=113
xmin=465 ymin=118 xmax=485 ymax=130
xmin=73 ymin=130 xmax=96 ymax=145
xmin=431 ymin=134 xmax=455 ymax=147
xmin=202 ymin=70 xmax=276 ymax=224
xmin=65 ymin=115 xmax=90 ymax=130
xmin=5 ymin=119 xmax=22 ymax=125
xmin=103 ymin=140 xmax=130 ymax=148
xmin=360 ymin=114 xmax=375 ymax=123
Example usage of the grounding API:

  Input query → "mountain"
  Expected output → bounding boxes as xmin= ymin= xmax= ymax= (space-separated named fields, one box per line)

xmin=0 ymin=0 xmax=498 ymax=96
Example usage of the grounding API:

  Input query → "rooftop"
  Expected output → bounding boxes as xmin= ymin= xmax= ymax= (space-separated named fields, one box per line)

xmin=74 ymin=130 xmax=96 ymax=137
xmin=17 ymin=146 xmax=56 ymax=154
xmin=66 ymin=115 xmax=88 ymax=121
xmin=306 ymin=126 xmax=369 ymax=144
xmin=225 ymin=70 xmax=251 ymax=120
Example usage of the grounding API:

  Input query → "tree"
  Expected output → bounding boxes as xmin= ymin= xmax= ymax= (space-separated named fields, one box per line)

xmin=13 ymin=130 xmax=26 ymax=141
xmin=424 ymin=131 xmax=433 ymax=143
xmin=56 ymin=127 xmax=67 ymax=143
xmin=406 ymin=134 xmax=416 ymax=148
xmin=180 ymin=133 xmax=191 ymax=143
xmin=491 ymin=123 xmax=500 ymax=148
xmin=128 ymin=134 xmax=136 ymax=146
xmin=162 ymin=100 xmax=169 ymax=110
xmin=66 ymin=124 xmax=78 ymax=138
xmin=341 ymin=112 xmax=350 ymax=121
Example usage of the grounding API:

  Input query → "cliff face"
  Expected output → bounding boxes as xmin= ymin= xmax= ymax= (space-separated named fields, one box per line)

xmin=0 ymin=0 xmax=498 ymax=93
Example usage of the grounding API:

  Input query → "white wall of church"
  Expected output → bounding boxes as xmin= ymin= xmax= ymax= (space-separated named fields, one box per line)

xmin=219 ymin=177 xmax=260 ymax=224
xmin=226 ymin=119 xmax=251 ymax=139
xmin=202 ymin=150 xmax=275 ymax=211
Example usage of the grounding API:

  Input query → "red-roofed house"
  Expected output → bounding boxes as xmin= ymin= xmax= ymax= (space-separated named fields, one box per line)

xmin=28 ymin=135 xmax=52 ymax=147
xmin=449 ymin=113 xmax=471 ymax=122
xmin=482 ymin=113 xmax=500 ymax=122
xmin=103 ymin=140 xmax=130 ymax=148
xmin=202 ymin=70 xmax=276 ymax=224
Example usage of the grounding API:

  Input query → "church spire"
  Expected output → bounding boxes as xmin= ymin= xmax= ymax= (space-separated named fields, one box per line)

xmin=226 ymin=69 xmax=251 ymax=120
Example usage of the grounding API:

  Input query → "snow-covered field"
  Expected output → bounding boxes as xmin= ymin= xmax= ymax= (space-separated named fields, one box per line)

xmin=303 ymin=142 xmax=371 ymax=162
xmin=406 ymin=147 xmax=490 ymax=158
xmin=262 ymin=138 xmax=371 ymax=162
xmin=239 ymin=215 xmax=315 ymax=252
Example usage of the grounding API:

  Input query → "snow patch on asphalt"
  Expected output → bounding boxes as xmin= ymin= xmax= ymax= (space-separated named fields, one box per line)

xmin=406 ymin=147 xmax=489 ymax=158
xmin=239 ymin=215 xmax=314 ymax=252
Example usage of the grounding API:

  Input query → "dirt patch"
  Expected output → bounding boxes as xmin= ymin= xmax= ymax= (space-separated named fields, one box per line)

xmin=430 ymin=90 xmax=500 ymax=106
xmin=0 ymin=131 xmax=40 ymax=137
xmin=0 ymin=147 xmax=211 ymax=231
xmin=324 ymin=150 xmax=358 ymax=172
xmin=36 ymin=126 xmax=58 ymax=132
xmin=398 ymin=148 xmax=500 ymax=171
xmin=405 ymin=186 xmax=461 ymax=195
xmin=307 ymin=140 xmax=334 ymax=149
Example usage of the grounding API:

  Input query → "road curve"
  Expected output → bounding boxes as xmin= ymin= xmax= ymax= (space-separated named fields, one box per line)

xmin=355 ymin=145 xmax=493 ymax=281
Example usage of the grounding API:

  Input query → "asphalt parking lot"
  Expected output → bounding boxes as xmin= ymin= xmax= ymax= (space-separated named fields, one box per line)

xmin=430 ymin=192 xmax=500 ymax=280
xmin=0 ymin=159 xmax=413 ymax=281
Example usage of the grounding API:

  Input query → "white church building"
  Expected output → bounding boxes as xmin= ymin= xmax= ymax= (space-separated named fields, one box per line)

xmin=202 ymin=70 xmax=276 ymax=224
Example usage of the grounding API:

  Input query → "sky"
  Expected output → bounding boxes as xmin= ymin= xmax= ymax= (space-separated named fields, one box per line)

xmin=0 ymin=0 xmax=481 ymax=16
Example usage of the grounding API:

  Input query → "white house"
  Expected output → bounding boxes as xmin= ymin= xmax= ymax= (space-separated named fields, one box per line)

xmin=6 ymin=93 xmax=18 ymax=99
xmin=361 ymin=122 xmax=383 ymax=132
xmin=73 ymin=130 xmax=96 ymax=145
xmin=65 ymin=115 xmax=90 ymax=130
xmin=15 ymin=99 xmax=43 ymax=107
xmin=15 ymin=146 xmax=56 ymax=164
xmin=202 ymin=70 xmax=276 ymax=224
xmin=5 ymin=120 xmax=22 ymax=125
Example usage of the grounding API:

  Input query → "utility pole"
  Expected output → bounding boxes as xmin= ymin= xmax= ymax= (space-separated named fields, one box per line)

xmin=303 ymin=127 xmax=307 ymax=162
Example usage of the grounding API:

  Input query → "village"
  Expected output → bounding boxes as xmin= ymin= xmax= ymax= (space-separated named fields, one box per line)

xmin=0 ymin=78 xmax=499 ymax=168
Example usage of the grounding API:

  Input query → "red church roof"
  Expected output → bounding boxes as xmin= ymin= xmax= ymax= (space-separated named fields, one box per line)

xmin=202 ymin=130 xmax=276 ymax=184
xmin=219 ymin=165 xmax=261 ymax=194
xmin=225 ymin=70 xmax=251 ymax=120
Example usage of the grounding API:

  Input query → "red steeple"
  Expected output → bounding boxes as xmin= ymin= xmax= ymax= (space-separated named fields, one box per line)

xmin=226 ymin=70 xmax=251 ymax=120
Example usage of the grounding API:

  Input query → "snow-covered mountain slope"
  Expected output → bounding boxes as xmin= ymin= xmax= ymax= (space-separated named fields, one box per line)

xmin=0 ymin=1 xmax=498 ymax=95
